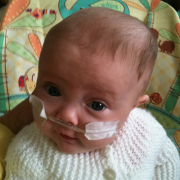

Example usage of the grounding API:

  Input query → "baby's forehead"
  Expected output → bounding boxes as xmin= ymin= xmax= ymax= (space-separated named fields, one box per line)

xmin=41 ymin=32 xmax=140 ymax=79
xmin=41 ymin=43 xmax=138 ymax=85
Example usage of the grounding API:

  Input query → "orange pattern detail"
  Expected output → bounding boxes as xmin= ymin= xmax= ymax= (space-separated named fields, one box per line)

xmin=0 ymin=0 xmax=30 ymax=29
xmin=176 ymin=23 xmax=180 ymax=37
xmin=28 ymin=33 xmax=42 ymax=58
xmin=30 ymin=8 xmax=43 ymax=19
xmin=150 ymin=93 xmax=162 ymax=105
xmin=151 ymin=0 xmax=160 ymax=11
xmin=174 ymin=130 xmax=180 ymax=148
xmin=124 ymin=1 xmax=147 ymax=12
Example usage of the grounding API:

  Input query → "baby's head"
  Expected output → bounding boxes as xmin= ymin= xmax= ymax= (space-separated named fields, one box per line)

xmin=33 ymin=7 xmax=158 ymax=154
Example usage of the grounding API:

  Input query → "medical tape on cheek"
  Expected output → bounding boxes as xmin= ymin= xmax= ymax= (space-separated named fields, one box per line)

xmin=29 ymin=95 xmax=47 ymax=126
xmin=48 ymin=116 xmax=120 ymax=140
xmin=29 ymin=95 xmax=121 ymax=140
xmin=84 ymin=120 xmax=120 ymax=140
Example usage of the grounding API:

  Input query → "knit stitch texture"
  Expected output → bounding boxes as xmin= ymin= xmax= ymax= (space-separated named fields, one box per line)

xmin=4 ymin=108 xmax=180 ymax=180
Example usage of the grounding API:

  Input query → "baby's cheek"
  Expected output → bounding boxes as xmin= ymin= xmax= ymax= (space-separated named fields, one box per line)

xmin=35 ymin=119 xmax=55 ymax=138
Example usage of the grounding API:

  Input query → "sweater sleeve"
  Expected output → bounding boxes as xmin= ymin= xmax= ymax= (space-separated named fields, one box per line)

xmin=153 ymin=137 xmax=180 ymax=180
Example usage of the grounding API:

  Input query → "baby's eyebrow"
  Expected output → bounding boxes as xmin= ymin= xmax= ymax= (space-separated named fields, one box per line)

xmin=39 ymin=71 xmax=66 ymax=82
xmin=85 ymin=85 xmax=123 ymax=102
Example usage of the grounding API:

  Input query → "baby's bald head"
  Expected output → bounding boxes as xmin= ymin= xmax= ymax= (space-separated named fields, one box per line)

xmin=43 ymin=7 xmax=158 ymax=94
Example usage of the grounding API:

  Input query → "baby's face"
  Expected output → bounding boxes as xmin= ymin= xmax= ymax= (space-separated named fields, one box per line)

xmin=34 ymin=39 xmax=141 ymax=154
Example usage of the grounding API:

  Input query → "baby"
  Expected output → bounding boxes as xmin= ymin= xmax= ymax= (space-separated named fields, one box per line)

xmin=4 ymin=7 xmax=180 ymax=180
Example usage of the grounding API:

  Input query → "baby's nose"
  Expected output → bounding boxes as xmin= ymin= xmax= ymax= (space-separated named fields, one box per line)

xmin=56 ymin=104 xmax=79 ymax=126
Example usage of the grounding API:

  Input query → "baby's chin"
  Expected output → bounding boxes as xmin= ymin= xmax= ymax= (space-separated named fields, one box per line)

xmin=56 ymin=143 xmax=91 ymax=154
xmin=54 ymin=134 xmax=117 ymax=155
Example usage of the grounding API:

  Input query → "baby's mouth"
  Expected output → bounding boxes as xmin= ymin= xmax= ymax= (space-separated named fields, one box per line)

xmin=59 ymin=133 xmax=78 ymax=141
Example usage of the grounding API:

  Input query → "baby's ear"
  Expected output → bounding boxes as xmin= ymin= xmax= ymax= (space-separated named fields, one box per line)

xmin=133 ymin=95 xmax=149 ymax=108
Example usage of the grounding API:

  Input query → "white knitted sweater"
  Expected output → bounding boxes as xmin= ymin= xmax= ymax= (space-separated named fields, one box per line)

xmin=4 ymin=108 xmax=180 ymax=180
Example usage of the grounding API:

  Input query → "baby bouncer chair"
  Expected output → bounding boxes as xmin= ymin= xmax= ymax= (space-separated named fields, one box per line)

xmin=0 ymin=0 xmax=180 ymax=179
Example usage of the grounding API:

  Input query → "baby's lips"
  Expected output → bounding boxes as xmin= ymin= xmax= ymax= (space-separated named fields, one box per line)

xmin=60 ymin=133 xmax=77 ymax=139
xmin=56 ymin=125 xmax=77 ymax=138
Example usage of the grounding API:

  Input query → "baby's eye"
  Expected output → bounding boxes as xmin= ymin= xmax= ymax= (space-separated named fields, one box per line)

xmin=88 ymin=101 xmax=105 ymax=111
xmin=46 ymin=86 xmax=61 ymax=96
